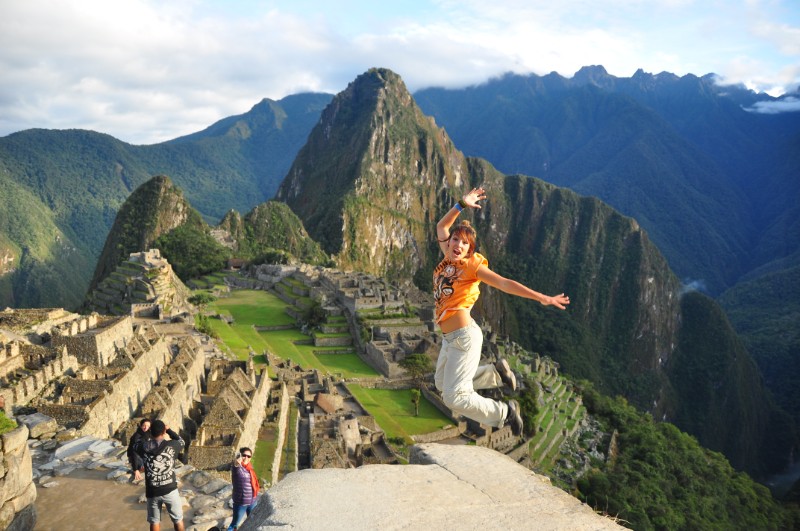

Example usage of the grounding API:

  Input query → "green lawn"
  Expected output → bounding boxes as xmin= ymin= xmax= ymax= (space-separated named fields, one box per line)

xmin=258 ymin=328 xmax=377 ymax=378
xmin=209 ymin=289 xmax=295 ymax=326
xmin=347 ymin=385 xmax=454 ymax=444
xmin=252 ymin=426 xmax=278 ymax=485
xmin=201 ymin=289 xmax=378 ymax=378
xmin=202 ymin=289 xmax=296 ymax=360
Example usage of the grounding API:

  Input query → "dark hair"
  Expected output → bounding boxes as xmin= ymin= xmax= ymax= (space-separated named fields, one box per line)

xmin=443 ymin=221 xmax=477 ymax=258
xmin=239 ymin=447 xmax=252 ymax=455
xmin=139 ymin=418 xmax=152 ymax=428
xmin=150 ymin=419 xmax=166 ymax=437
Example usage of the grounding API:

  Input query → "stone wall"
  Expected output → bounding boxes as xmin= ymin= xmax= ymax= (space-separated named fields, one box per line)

xmin=139 ymin=338 xmax=205 ymax=431
xmin=410 ymin=425 xmax=462 ymax=444
xmin=271 ymin=382 xmax=290 ymax=487
xmin=237 ymin=370 xmax=272 ymax=457
xmin=0 ymin=343 xmax=22 ymax=385
xmin=189 ymin=365 xmax=271 ymax=471
xmin=1 ymin=346 xmax=79 ymax=414
xmin=51 ymin=316 xmax=133 ymax=366
xmin=130 ymin=303 xmax=161 ymax=319
xmin=0 ymin=425 xmax=36 ymax=531
xmin=48 ymin=336 xmax=171 ymax=438
xmin=312 ymin=335 xmax=353 ymax=347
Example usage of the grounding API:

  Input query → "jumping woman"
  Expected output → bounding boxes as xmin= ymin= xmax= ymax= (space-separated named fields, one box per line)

xmin=433 ymin=186 xmax=571 ymax=435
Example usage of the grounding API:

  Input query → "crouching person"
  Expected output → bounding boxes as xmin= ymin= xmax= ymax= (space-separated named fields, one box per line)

xmin=134 ymin=419 xmax=185 ymax=531
xmin=228 ymin=447 xmax=259 ymax=531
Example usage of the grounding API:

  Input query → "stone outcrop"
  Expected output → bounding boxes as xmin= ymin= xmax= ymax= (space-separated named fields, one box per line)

xmin=240 ymin=443 xmax=623 ymax=530
xmin=0 ymin=425 xmax=36 ymax=531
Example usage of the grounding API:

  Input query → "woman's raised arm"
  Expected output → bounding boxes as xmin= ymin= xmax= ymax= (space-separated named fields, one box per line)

xmin=436 ymin=187 xmax=486 ymax=254
xmin=476 ymin=265 xmax=570 ymax=309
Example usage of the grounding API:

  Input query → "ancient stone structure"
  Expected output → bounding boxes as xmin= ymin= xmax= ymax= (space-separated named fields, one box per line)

xmin=0 ymin=308 xmax=79 ymax=338
xmin=37 ymin=323 xmax=172 ymax=439
xmin=50 ymin=315 xmax=131 ymax=366
xmin=84 ymin=249 xmax=192 ymax=318
xmin=188 ymin=357 xmax=271 ymax=471
xmin=0 ymin=310 xmax=88 ymax=414
xmin=0 ymin=425 xmax=36 ymax=530
xmin=117 ymin=336 xmax=206 ymax=445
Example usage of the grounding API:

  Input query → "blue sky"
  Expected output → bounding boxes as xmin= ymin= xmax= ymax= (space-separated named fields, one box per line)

xmin=1 ymin=0 xmax=798 ymax=144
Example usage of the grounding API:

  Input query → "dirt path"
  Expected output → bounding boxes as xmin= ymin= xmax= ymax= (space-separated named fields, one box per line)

xmin=34 ymin=469 xmax=199 ymax=531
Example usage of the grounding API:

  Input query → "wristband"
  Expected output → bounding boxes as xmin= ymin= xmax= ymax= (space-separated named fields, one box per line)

xmin=458 ymin=199 xmax=468 ymax=209
xmin=454 ymin=202 xmax=463 ymax=212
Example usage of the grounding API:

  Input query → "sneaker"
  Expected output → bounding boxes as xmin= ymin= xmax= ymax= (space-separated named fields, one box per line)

xmin=496 ymin=358 xmax=517 ymax=392
xmin=505 ymin=399 xmax=523 ymax=436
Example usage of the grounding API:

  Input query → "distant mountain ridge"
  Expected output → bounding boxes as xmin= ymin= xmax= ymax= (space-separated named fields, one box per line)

xmin=0 ymin=93 xmax=331 ymax=308
xmin=414 ymin=65 xmax=800 ymax=295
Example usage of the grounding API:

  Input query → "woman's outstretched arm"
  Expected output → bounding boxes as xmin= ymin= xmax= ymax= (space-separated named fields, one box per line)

xmin=436 ymin=187 xmax=486 ymax=254
xmin=476 ymin=265 xmax=571 ymax=309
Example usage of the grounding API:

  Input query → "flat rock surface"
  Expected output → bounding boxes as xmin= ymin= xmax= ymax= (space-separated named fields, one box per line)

xmin=240 ymin=443 xmax=624 ymax=530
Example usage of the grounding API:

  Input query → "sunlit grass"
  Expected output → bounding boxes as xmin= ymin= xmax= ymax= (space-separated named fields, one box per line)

xmin=258 ymin=327 xmax=377 ymax=378
xmin=201 ymin=289 xmax=378 ymax=378
xmin=347 ymin=385 xmax=454 ymax=443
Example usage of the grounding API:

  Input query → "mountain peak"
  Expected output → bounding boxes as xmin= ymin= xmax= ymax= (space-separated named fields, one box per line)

xmin=572 ymin=65 xmax=614 ymax=88
xmin=275 ymin=68 xmax=467 ymax=276
xmin=87 ymin=175 xmax=200 ymax=294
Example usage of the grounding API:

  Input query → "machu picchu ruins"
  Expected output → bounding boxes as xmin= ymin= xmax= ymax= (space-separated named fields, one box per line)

xmin=1 ymin=255 xmax=599 ymax=530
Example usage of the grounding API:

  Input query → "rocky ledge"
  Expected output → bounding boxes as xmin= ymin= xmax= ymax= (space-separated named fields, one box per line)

xmin=240 ymin=443 xmax=624 ymax=530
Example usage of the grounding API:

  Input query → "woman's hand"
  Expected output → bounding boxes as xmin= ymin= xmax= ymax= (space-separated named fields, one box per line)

xmin=462 ymin=187 xmax=487 ymax=209
xmin=542 ymin=293 xmax=571 ymax=310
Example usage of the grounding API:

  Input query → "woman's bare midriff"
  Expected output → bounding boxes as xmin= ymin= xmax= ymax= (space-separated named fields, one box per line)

xmin=438 ymin=309 xmax=472 ymax=334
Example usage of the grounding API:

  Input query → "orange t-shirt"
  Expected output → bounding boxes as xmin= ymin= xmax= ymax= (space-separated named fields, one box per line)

xmin=433 ymin=252 xmax=488 ymax=324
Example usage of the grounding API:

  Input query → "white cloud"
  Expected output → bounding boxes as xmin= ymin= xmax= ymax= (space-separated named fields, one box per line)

xmin=744 ymin=96 xmax=800 ymax=114
xmin=0 ymin=0 xmax=797 ymax=144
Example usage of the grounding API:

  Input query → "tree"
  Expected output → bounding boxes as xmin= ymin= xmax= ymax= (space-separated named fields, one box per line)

xmin=410 ymin=388 xmax=421 ymax=417
xmin=400 ymin=354 xmax=433 ymax=383
xmin=188 ymin=292 xmax=217 ymax=307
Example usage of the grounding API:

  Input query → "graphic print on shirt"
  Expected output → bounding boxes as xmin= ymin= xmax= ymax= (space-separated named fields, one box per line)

xmin=433 ymin=262 xmax=460 ymax=307
xmin=145 ymin=446 xmax=176 ymax=488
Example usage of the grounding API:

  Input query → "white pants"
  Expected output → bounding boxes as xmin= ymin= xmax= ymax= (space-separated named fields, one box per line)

xmin=434 ymin=320 xmax=508 ymax=427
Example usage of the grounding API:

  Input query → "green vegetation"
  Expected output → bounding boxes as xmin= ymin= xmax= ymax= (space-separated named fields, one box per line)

xmin=201 ymin=289 xmax=377 ymax=378
xmin=719 ymin=265 xmax=800 ymax=426
xmin=188 ymin=292 xmax=217 ymax=306
xmin=277 ymin=401 xmax=299 ymax=481
xmin=347 ymin=385 xmax=454 ymax=444
xmin=252 ymin=435 xmax=276 ymax=485
xmin=667 ymin=292 xmax=795 ymax=476
xmin=238 ymin=201 xmax=330 ymax=266
xmin=194 ymin=314 xmax=218 ymax=339
xmin=155 ymin=224 xmax=231 ymax=280
xmin=399 ymin=353 xmax=433 ymax=382
xmin=258 ymin=327 xmax=375 ymax=378
xmin=0 ymin=411 xmax=17 ymax=435
xmin=575 ymin=381 xmax=800 ymax=531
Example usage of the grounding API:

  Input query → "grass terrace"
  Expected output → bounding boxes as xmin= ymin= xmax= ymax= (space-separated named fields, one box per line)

xmin=259 ymin=327 xmax=375 ymax=378
xmin=188 ymin=271 xmax=236 ymax=290
xmin=201 ymin=289 xmax=378 ymax=378
xmin=347 ymin=385 xmax=455 ymax=444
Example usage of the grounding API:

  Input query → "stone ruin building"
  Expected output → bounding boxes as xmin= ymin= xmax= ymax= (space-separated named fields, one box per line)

xmin=266 ymin=355 xmax=395 ymax=470
xmin=186 ymin=356 xmax=271 ymax=471
xmin=271 ymin=266 xmax=438 ymax=379
xmin=85 ymin=248 xmax=193 ymax=318
xmin=35 ymin=318 xmax=173 ymax=439
xmin=0 ymin=308 xmax=85 ymax=414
